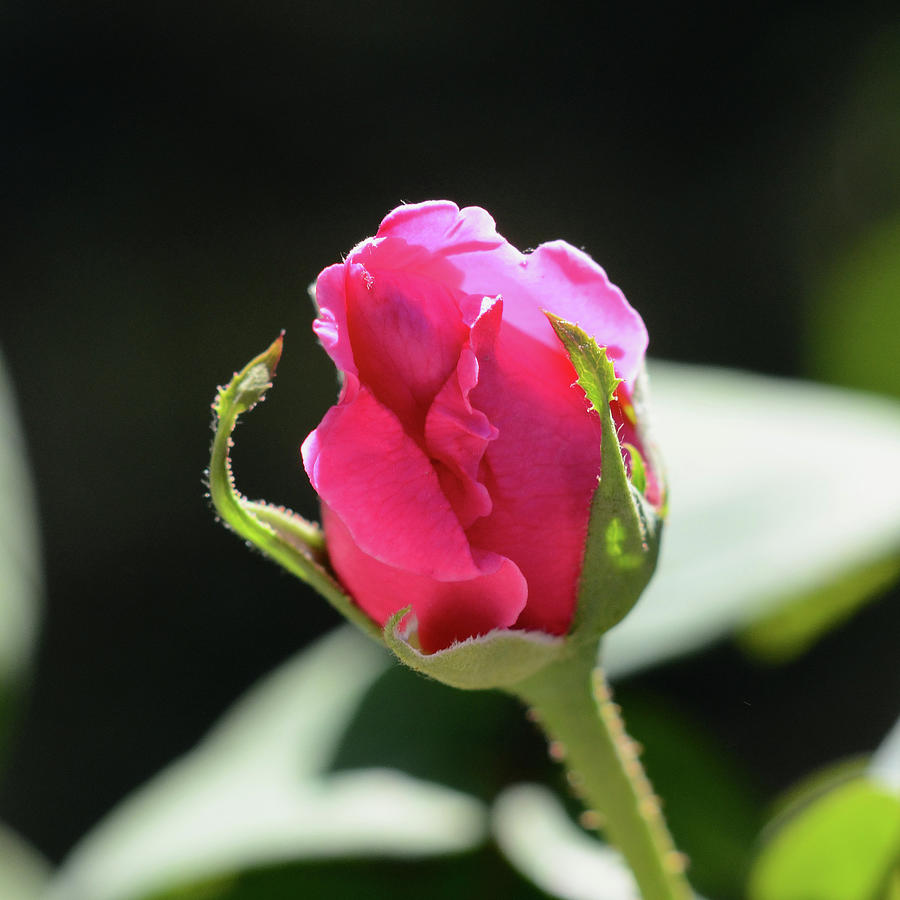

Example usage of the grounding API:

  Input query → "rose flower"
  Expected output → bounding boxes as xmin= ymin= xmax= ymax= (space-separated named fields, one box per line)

xmin=302 ymin=201 xmax=660 ymax=653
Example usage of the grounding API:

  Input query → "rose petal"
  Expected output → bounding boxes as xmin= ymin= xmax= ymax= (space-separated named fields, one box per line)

xmin=425 ymin=297 xmax=502 ymax=528
xmin=375 ymin=200 xmax=505 ymax=260
xmin=312 ymin=262 xmax=357 ymax=376
xmin=354 ymin=201 xmax=648 ymax=385
xmin=344 ymin=262 xmax=468 ymax=439
xmin=302 ymin=382 xmax=484 ymax=581
xmin=501 ymin=240 xmax=647 ymax=386
xmin=467 ymin=320 xmax=605 ymax=636
xmin=321 ymin=503 xmax=528 ymax=654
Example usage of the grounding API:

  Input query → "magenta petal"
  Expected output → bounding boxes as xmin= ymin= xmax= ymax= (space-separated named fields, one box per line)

xmin=424 ymin=297 xmax=502 ymax=528
xmin=375 ymin=200 xmax=505 ymax=258
xmin=456 ymin=239 xmax=647 ymax=386
xmin=344 ymin=262 xmax=468 ymax=438
xmin=320 ymin=503 xmax=528 ymax=654
xmin=351 ymin=202 xmax=508 ymax=298
xmin=302 ymin=383 xmax=483 ymax=581
xmin=518 ymin=241 xmax=647 ymax=385
xmin=414 ymin=551 xmax=528 ymax=653
xmin=312 ymin=263 xmax=357 ymax=376
xmin=353 ymin=201 xmax=648 ymax=386
xmin=467 ymin=321 xmax=605 ymax=636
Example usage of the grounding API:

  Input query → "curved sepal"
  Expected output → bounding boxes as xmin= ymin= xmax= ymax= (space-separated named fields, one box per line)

xmin=546 ymin=314 xmax=663 ymax=641
xmin=208 ymin=335 xmax=382 ymax=641
xmin=383 ymin=608 xmax=565 ymax=690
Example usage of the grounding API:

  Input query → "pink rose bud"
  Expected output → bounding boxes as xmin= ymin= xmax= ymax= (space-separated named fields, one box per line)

xmin=302 ymin=201 xmax=661 ymax=655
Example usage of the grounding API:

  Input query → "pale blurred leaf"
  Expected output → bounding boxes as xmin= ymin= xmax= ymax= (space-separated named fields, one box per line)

xmin=606 ymin=362 xmax=900 ymax=675
xmin=0 ymin=821 xmax=50 ymax=900
xmin=492 ymin=783 xmax=638 ymax=900
xmin=872 ymin=717 xmax=900 ymax=794
xmin=0 ymin=351 xmax=42 ymax=758
xmin=47 ymin=628 xmax=487 ymax=900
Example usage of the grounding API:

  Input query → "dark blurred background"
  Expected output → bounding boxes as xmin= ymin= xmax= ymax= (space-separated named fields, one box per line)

xmin=1 ymin=0 xmax=898 ymax=865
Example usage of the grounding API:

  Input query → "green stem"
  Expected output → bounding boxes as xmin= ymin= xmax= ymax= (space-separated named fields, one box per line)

xmin=513 ymin=640 xmax=693 ymax=900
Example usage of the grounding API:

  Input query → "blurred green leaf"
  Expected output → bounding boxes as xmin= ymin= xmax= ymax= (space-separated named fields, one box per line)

xmin=0 ymin=821 xmax=50 ymax=900
xmin=47 ymin=628 xmax=488 ymax=900
xmin=0 ymin=352 xmax=43 ymax=761
xmin=807 ymin=213 xmax=900 ymax=400
xmin=737 ymin=553 xmax=900 ymax=662
xmin=749 ymin=716 xmax=900 ymax=900
xmin=766 ymin=756 xmax=870 ymax=828
xmin=605 ymin=362 xmax=900 ymax=676
xmin=748 ymin=779 xmax=900 ymax=900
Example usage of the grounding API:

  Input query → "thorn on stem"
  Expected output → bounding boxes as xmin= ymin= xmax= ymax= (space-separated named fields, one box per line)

xmin=548 ymin=740 xmax=567 ymax=761
xmin=666 ymin=851 xmax=690 ymax=874
xmin=579 ymin=809 xmax=605 ymax=831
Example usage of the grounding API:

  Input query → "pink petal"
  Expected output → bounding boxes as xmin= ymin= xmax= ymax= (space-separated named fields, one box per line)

xmin=302 ymin=383 xmax=482 ymax=581
xmin=375 ymin=200 xmax=505 ymax=259
xmin=452 ymin=238 xmax=648 ymax=387
xmin=507 ymin=241 xmax=647 ymax=386
xmin=312 ymin=262 xmax=357 ymax=376
xmin=424 ymin=297 xmax=502 ymax=528
xmin=467 ymin=320 xmax=605 ymax=636
xmin=350 ymin=202 xmax=505 ymax=294
xmin=344 ymin=262 xmax=468 ymax=439
xmin=352 ymin=201 xmax=648 ymax=386
xmin=320 ymin=503 xmax=528 ymax=654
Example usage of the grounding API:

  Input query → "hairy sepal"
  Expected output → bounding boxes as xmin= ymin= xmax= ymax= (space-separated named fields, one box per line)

xmin=383 ymin=608 xmax=565 ymax=690
xmin=208 ymin=335 xmax=382 ymax=642
xmin=546 ymin=314 xmax=663 ymax=641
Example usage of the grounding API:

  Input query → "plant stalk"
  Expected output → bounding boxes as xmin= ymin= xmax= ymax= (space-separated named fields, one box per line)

xmin=513 ymin=640 xmax=693 ymax=900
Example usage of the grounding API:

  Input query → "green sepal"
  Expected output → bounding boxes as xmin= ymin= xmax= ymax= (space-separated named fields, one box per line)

xmin=212 ymin=332 xmax=285 ymax=418
xmin=546 ymin=314 xmax=663 ymax=641
xmin=383 ymin=608 xmax=565 ymax=691
xmin=622 ymin=442 xmax=647 ymax=495
xmin=208 ymin=335 xmax=381 ymax=642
